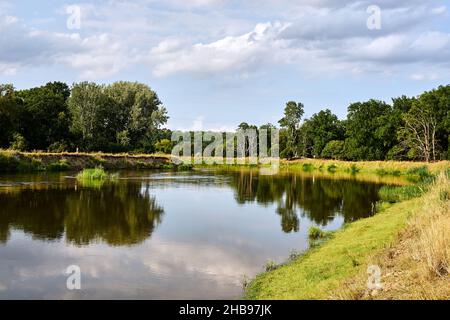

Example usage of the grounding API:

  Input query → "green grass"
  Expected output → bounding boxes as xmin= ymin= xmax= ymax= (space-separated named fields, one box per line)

xmin=245 ymin=198 xmax=415 ymax=299
xmin=378 ymin=185 xmax=425 ymax=203
xmin=76 ymin=167 xmax=109 ymax=181
xmin=76 ymin=167 xmax=119 ymax=188
xmin=308 ymin=226 xmax=327 ymax=240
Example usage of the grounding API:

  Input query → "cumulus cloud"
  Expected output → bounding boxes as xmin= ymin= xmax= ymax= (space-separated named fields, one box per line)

xmin=0 ymin=12 xmax=136 ymax=79
xmin=150 ymin=22 xmax=289 ymax=77
xmin=0 ymin=0 xmax=449 ymax=80
xmin=147 ymin=2 xmax=450 ymax=78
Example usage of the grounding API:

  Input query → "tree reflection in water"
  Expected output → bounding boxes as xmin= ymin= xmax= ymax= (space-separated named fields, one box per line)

xmin=0 ymin=170 xmax=382 ymax=245
xmin=0 ymin=183 xmax=164 ymax=246
xmin=230 ymin=171 xmax=381 ymax=233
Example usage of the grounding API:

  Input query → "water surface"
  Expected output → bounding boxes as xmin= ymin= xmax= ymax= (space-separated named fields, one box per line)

xmin=0 ymin=169 xmax=387 ymax=299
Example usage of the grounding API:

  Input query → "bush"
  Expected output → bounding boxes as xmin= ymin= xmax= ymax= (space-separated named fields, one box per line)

xmin=308 ymin=226 xmax=326 ymax=240
xmin=154 ymin=139 xmax=173 ymax=154
xmin=407 ymin=166 xmax=433 ymax=182
xmin=48 ymin=141 xmax=68 ymax=153
xmin=10 ymin=133 xmax=27 ymax=151
xmin=321 ymin=140 xmax=345 ymax=160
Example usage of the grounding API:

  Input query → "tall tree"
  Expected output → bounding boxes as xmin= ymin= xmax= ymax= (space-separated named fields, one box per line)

xmin=300 ymin=109 xmax=344 ymax=158
xmin=278 ymin=101 xmax=304 ymax=158
xmin=344 ymin=100 xmax=396 ymax=161
xmin=398 ymin=98 xmax=438 ymax=162
xmin=69 ymin=81 xmax=168 ymax=152
xmin=0 ymin=84 xmax=20 ymax=148
xmin=17 ymin=82 xmax=71 ymax=151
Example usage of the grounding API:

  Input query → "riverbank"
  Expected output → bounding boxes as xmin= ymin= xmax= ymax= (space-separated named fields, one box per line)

xmin=280 ymin=158 xmax=449 ymax=176
xmin=245 ymin=171 xmax=450 ymax=300
xmin=0 ymin=150 xmax=172 ymax=172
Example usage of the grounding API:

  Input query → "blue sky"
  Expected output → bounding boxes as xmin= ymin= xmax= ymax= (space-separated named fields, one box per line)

xmin=1 ymin=0 xmax=449 ymax=131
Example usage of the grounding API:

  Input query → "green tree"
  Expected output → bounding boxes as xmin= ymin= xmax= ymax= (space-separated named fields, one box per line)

xmin=386 ymin=96 xmax=414 ymax=160
xmin=68 ymin=82 xmax=111 ymax=150
xmin=321 ymin=140 xmax=345 ymax=159
xmin=105 ymin=81 xmax=168 ymax=150
xmin=69 ymin=81 xmax=168 ymax=152
xmin=279 ymin=101 xmax=304 ymax=158
xmin=300 ymin=109 xmax=344 ymax=158
xmin=17 ymin=82 xmax=71 ymax=151
xmin=344 ymin=100 xmax=396 ymax=160
xmin=417 ymin=86 xmax=450 ymax=159
xmin=398 ymin=97 xmax=438 ymax=162
xmin=0 ymin=84 xmax=20 ymax=148
xmin=154 ymin=139 xmax=172 ymax=154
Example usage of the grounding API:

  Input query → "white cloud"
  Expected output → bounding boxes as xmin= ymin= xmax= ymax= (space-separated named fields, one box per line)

xmin=146 ymin=3 xmax=450 ymax=78
xmin=150 ymin=22 xmax=289 ymax=77
xmin=0 ymin=1 xmax=449 ymax=80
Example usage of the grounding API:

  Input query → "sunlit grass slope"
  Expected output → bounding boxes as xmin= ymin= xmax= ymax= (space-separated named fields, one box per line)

xmin=246 ymin=172 xmax=450 ymax=300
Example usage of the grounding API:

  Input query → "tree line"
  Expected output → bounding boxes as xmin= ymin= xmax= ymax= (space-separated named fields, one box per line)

xmin=235 ymin=85 xmax=448 ymax=162
xmin=0 ymin=81 xmax=169 ymax=153
xmin=1 ymin=81 xmax=449 ymax=161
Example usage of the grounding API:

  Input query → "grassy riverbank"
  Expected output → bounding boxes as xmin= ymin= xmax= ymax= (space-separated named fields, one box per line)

xmin=280 ymin=158 xmax=449 ymax=176
xmin=245 ymin=170 xmax=450 ymax=300
xmin=0 ymin=149 xmax=172 ymax=172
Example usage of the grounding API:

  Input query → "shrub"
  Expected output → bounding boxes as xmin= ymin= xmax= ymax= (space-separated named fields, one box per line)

xmin=321 ymin=140 xmax=345 ymax=160
xmin=154 ymin=139 xmax=173 ymax=154
xmin=10 ymin=133 xmax=27 ymax=151
xmin=48 ymin=141 xmax=68 ymax=153
xmin=407 ymin=166 xmax=433 ymax=182
xmin=308 ymin=226 xmax=326 ymax=240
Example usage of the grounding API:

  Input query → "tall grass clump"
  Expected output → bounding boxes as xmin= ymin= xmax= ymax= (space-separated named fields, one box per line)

xmin=406 ymin=166 xmax=434 ymax=183
xmin=378 ymin=185 xmax=424 ymax=203
xmin=308 ymin=226 xmax=327 ymax=240
xmin=76 ymin=167 xmax=108 ymax=181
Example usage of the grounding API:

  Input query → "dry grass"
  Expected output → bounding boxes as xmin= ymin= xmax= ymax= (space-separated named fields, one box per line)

xmin=334 ymin=173 xmax=450 ymax=300
xmin=0 ymin=149 xmax=171 ymax=172
xmin=412 ymin=173 xmax=450 ymax=277
xmin=282 ymin=159 xmax=450 ymax=175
